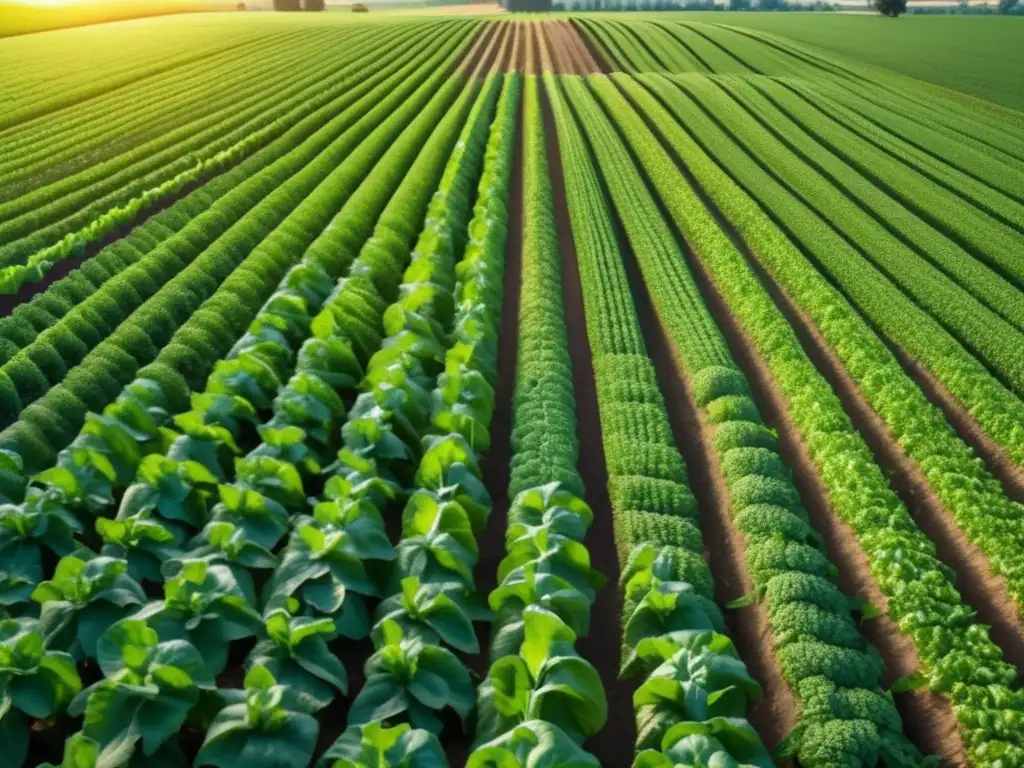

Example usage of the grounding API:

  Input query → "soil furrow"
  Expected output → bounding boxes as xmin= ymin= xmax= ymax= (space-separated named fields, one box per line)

xmin=570 ymin=19 xmax=612 ymax=74
xmin=740 ymin=246 xmax=1024 ymax=677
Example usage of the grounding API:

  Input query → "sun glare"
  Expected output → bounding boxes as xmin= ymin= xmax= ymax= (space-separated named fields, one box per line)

xmin=8 ymin=0 xmax=103 ymax=6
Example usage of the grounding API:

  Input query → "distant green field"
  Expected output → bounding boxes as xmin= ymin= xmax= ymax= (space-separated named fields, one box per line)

xmin=675 ymin=13 xmax=1024 ymax=112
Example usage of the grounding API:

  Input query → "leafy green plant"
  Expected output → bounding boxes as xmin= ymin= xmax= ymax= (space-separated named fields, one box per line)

xmin=32 ymin=446 xmax=119 ymax=516
xmin=0 ymin=618 xmax=82 ymax=768
xmin=0 ymin=492 xmax=83 ymax=561
xmin=0 ymin=544 xmax=42 ymax=616
xmin=488 ymin=566 xmax=591 ymax=662
xmin=97 ymin=511 xmax=186 ymax=584
xmin=247 ymin=426 xmax=322 ymax=478
xmin=632 ymin=718 xmax=773 ymax=768
xmin=317 ymin=722 xmax=447 ymax=768
xmin=163 ymin=521 xmax=277 ymax=604
xmin=126 ymin=561 xmax=261 ymax=676
xmin=413 ymin=434 xmax=490 ymax=535
xmin=233 ymin=456 xmax=305 ymax=511
xmin=431 ymin=363 xmax=494 ymax=452
xmin=395 ymin=492 xmax=478 ymax=590
xmin=497 ymin=528 xmax=604 ymax=602
xmin=629 ymin=633 xmax=762 ymax=751
xmin=263 ymin=521 xmax=388 ymax=616
xmin=505 ymin=484 xmax=592 ymax=543
xmin=475 ymin=608 xmax=606 ymax=746
xmin=245 ymin=598 xmax=347 ymax=714
xmin=468 ymin=720 xmax=600 ymax=768
xmin=33 ymin=555 xmax=147 ymax=660
xmin=71 ymin=619 xmax=214 ymax=763
xmin=347 ymin=620 xmax=473 ymax=734
xmin=371 ymin=576 xmax=480 ymax=654
xmin=194 ymin=666 xmax=318 ymax=768
xmin=117 ymin=455 xmax=219 ymax=529
xmin=207 ymin=484 xmax=289 ymax=552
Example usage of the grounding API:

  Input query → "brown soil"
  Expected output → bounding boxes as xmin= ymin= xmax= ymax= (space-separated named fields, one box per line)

xmin=896 ymin=349 xmax=1024 ymax=502
xmin=456 ymin=20 xmax=498 ymax=77
xmin=537 ymin=21 xmax=602 ymax=76
xmin=617 ymin=214 xmax=796 ymax=752
xmin=569 ymin=18 xmax=612 ymax=74
xmin=490 ymin=20 xmax=512 ymax=76
xmin=487 ymin=22 xmax=513 ymax=78
xmin=605 ymin=73 xmax=969 ymax=763
xmin=508 ymin=22 xmax=526 ymax=75
xmin=539 ymin=82 xmax=637 ymax=766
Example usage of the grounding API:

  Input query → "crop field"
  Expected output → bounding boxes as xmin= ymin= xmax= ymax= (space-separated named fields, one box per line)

xmin=1 ymin=11 xmax=1024 ymax=768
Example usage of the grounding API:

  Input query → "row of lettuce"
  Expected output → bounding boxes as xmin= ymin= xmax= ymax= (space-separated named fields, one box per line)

xmin=656 ymin=71 xmax=1024 ymax=612
xmin=0 ymin=23 xmax=443 ymax=294
xmin=593 ymin=68 xmax=1024 ymax=765
xmin=0 ymin=27 xmax=500 ymax=768
xmin=544 ymin=55 xmax=936 ymax=766
xmin=577 ymin=17 xmax=1024 ymax=473
xmin=0 ymin=22 xmax=468 ymax=468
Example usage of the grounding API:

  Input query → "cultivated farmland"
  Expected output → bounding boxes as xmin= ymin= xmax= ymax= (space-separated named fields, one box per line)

xmin=1 ymin=12 xmax=1023 ymax=768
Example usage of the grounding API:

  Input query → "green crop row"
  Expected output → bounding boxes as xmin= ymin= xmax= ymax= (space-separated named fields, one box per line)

xmin=756 ymin=79 xmax=1024 ymax=287
xmin=713 ymin=76 xmax=1024 ymax=334
xmin=604 ymin=71 xmax=1024 ymax=766
xmin=642 ymin=72 xmax=1024 ymax=612
xmin=0 ymin=25 xmax=346 ymax=194
xmin=546 ymin=69 xmax=772 ymax=767
xmin=0 ymin=26 xmax=471 ymax=472
xmin=0 ymin=24 xmax=445 ymax=293
xmin=0 ymin=40 xmax=488 ymax=767
xmin=564 ymin=70 xmax=932 ymax=767
xmin=651 ymin=72 xmax=1024 ymax=471
xmin=466 ymin=74 xmax=606 ymax=767
xmin=0 ymin=22 xmax=448 ymax=357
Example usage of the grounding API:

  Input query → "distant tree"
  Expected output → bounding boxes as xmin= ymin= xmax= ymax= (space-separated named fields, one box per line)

xmin=729 ymin=0 xmax=751 ymax=9
xmin=273 ymin=0 xmax=301 ymax=9
xmin=304 ymin=0 xmax=325 ymax=9
xmin=872 ymin=0 xmax=906 ymax=14
xmin=998 ymin=0 xmax=1017 ymax=10
xmin=235 ymin=1 xmax=246 ymax=7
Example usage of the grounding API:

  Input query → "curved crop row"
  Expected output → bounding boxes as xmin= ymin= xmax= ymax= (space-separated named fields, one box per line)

xmin=0 ymin=21 xmax=445 ymax=355
xmin=600 ymin=71 xmax=1024 ymax=766
xmin=713 ymin=76 xmax=1024 ymax=334
xmin=0 ymin=26 xmax=473 ymax=471
xmin=0 ymin=23 xmax=446 ymax=294
xmin=632 ymin=72 xmax=1024 ymax=611
xmin=0 ymin=25 xmax=349 ymax=195
xmin=546 ymin=69 xmax=776 ymax=767
xmin=0 ymin=39 xmax=486 ymax=768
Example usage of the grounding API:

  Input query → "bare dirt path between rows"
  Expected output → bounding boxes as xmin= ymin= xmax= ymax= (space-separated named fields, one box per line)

xmin=539 ymin=81 xmax=637 ymax=768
